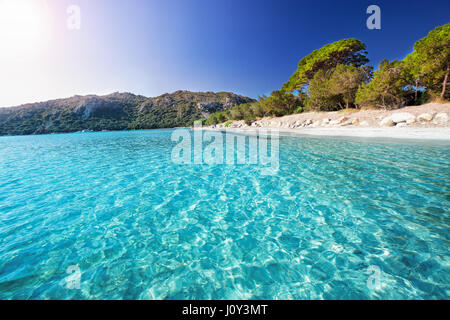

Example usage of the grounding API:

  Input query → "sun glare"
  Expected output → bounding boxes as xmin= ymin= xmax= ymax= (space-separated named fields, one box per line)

xmin=0 ymin=0 xmax=50 ymax=57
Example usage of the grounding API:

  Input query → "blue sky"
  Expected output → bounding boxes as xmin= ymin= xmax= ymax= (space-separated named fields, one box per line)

xmin=0 ymin=0 xmax=449 ymax=107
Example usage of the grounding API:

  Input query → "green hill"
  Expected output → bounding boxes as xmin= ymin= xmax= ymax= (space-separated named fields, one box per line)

xmin=0 ymin=91 xmax=254 ymax=136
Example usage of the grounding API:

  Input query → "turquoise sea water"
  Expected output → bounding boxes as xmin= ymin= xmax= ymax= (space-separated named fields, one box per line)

xmin=0 ymin=129 xmax=449 ymax=299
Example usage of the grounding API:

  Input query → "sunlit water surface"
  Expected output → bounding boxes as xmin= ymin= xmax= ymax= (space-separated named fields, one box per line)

xmin=0 ymin=129 xmax=449 ymax=299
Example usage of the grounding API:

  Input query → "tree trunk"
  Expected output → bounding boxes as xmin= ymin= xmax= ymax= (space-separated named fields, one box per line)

xmin=415 ymin=79 xmax=418 ymax=104
xmin=441 ymin=71 xmax=449 ymax=100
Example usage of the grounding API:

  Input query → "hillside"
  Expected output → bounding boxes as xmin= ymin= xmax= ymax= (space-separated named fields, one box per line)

xmin=0 ymin=91 xmax=254 ymax=136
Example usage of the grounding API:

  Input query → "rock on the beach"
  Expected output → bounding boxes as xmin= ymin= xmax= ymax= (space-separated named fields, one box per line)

xmin=396 ymin=122 xmax=408 ymax=127
xmin=322 ymin=118 xmax=330 ymax=124
xmin=312 ymin=120 xmax=321 ymax=127
xmin=391 ymin=112 xmax=415 ymax=123
xmin=351 ymin=119 xmax=359 ymax=125
xmin=434 ymin=113 xmax=448 ymax=124
xmin=417 ymin=113 xmax=433 ymax=122
xmin=338 ymin=116 xmax=349 ymax=123
xmin=360 ymin=121 xmax=369 ymax=126
xmin=328 ymin=116 xmax=348 ymax=125
xmin=305 ymin=119 xmax=313 ymax=125
xmin=380 ymin=117 xmax=395 ymax=127
xmin=340 ymin=120 xmax=353 ymax=126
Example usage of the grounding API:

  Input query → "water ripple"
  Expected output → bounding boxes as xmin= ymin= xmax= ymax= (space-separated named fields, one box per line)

xmin=0 ymin=130 xmax=448 ymax=299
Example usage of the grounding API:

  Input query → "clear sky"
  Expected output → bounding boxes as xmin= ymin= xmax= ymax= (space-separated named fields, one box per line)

xmin=0 ymin=0 xmax=449 ymax=107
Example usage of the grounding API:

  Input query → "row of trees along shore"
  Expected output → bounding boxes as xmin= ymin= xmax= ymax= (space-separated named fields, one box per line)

xmin=205 ymin=24 xmax=449 ymax=126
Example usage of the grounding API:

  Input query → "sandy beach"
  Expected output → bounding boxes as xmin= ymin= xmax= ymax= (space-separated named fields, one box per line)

xmin=213 ymin=126 xmax=450 ymax=141
xmin=205 ymin=103 xmax=450 ymax=141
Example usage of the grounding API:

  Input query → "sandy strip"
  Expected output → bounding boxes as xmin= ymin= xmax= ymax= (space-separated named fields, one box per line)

xmin=204 ymin=127 xmax=450 ymax=142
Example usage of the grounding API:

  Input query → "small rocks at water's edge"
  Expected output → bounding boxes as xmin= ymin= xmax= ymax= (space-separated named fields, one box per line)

xmin=374 ymin=111 xmax=447 ymax=128
xmin=360 ymin=121 xmax=369 ymax=126
xmin=380 ymin=117 xmax=395 ymax=127
xmin=417 ymin=113 xmax=433 ymax=121
xmin=434 ymin=113 xmax=449 ymax=124
xmin=391 ymin=112 xmax=415 ymax=123
xmin=206 ymin=104 xmax=449 ymax=131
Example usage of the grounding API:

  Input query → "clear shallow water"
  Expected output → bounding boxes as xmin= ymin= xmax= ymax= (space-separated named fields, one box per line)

xmin=0 ymin=129 xmax=449 ymax=300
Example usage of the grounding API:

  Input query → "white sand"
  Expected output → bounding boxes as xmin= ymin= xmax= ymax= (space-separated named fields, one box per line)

xmin=281 ymin=127 xmax=450 ymax=140
xmin=206 ymin=127 xmax=450 ymax=141
xmin=205 ymin=103 xmax=450 ymax=142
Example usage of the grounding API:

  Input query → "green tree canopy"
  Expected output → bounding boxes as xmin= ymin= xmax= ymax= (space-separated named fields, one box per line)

xmin=307 ymin=64 xmax=369 ymax=111
xmin=355 ymin=59 xmax=413 ymax=109
xmin=306 ymin=69 xmax=337 ymax=111
xmin=259 ymin=90 xmax=304 ymax=116
xmin=329 ymin=64 xmax=371 ymax=108
xmin=205 ymin=91 xmax=304 ymax=125
xmin=282 ymin=38 xmax=369 ymax=93
xmin=404 ymin=24 xmax=450 ymax=99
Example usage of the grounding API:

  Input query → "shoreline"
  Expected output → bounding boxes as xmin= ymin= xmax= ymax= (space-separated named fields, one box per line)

xmin=207 ymin=126 xmax=450 ymax=142
xmin=204 ymin=102 xmax=450 ymax=142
